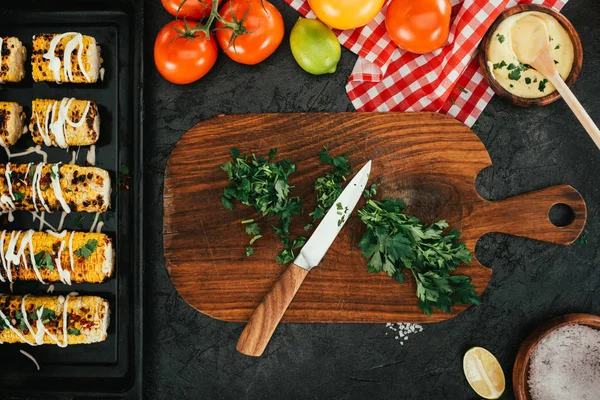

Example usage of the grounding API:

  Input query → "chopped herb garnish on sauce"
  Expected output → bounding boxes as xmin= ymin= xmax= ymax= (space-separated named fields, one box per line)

xmin=508 ymin=69 xmax=521 ymax=81
xmin=507 ymin=63 xmax=517 ymax=70
xmin=538 ymin=79 xmax=548 ymax=92
xmin=492 ymin=60 xmax=507 ymax=70
xmin=68 ymin=328 xmax=81 ymax=336
xmin=555 ymin=44 xmax=561 ymax=50
xmin=554 ymin=60 xmax=559 ymax=64
xmin=75 ymin=239 xmax=98 ymax=259
xmin=525 ymin=77 xmax=532 ymax=85
xmin=496 ymin=33 xmax=505 ymax=43
xmin=458 ymin=86 xmax=469 ymax=94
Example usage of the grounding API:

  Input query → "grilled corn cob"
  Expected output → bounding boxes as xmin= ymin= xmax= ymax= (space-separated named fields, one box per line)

xmin=0 ymin=102 xmax=26 ymax=147
xmin=0 ymin=294 xmax=109 ymax=345
xmin=31 ymin=33 xmax=102 ymax=83
xmin=0 ymin=163 xmax=111 ymax=213
xmin=0 ymin=37 xmax=26 ymax=83
xmin=29 ymin=98 xmax=100 ymax=147
xmin=0 ymin=230 xmax=113 ymax=284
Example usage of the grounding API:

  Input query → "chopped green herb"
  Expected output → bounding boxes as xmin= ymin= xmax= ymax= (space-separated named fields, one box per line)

xmin=308 ymin=148 xmax=353 ymax=224
xmin=68 ymin=328 xmax=81 ymax=336
xmin=508 ymin=68 xmax=521 ymax=81
xmin=74 ymin=214 xmax=85 ymax=229
xmin=450 ymin=96 xmax=455 ymax=105
xmin=12 ymin=191 xmax=25 ymax=201
xmin=221 ymin=148 xmax=304 ymax=262
xmin=34 ymin=250 xmax=55 ymax=271
xmin=30 ymin=307 xmax=56 ymax=324
xmin=554 ymin=60 xmax=559 ymax=64
xmin=357 ymin=198 xmax=477 ymax=316
xmin=555 ymin=44 xmax=561 ymax=50
xmin=244 ymin=246 xmax=254 ymax=257
xmin=496 ymin=33 xmax=505 ymax=43
xmin=534 ymin=77 xmax=538 ymax=83
xmin=575 ymin=233 xmax=588 ymax=245
xmin=244 ymin=222 xmax=260 ymax=236
xmin=507 ymin=63 xmax=517 ymax=70
xmin=510 ymin=84 xmax=514 ymax=88
xmin=249 ymin=235 xmax=262 ymax=245
xmin=525 ymin=77 xmax=532 ymax=85
xmin=74 ymin=239 xmax=98 ymax=260
xmin=538 ymin=79 xmax=548 ymax=92
xmin=363 ymin=183 xmax=377 ymax=200
xmin=492 ymin=60 xmax=507 ymax=70
xmin=549 ymin=36 xmax=553 ymax=41
xmin=458 ymin=85 xmax=469 ymax=94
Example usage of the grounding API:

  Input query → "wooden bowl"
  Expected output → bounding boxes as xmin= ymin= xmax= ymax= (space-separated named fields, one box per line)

xmin=479 ymin=4 xmax=583 ymax=107
xmin=512 ymin=313 xmax=600 ymax=400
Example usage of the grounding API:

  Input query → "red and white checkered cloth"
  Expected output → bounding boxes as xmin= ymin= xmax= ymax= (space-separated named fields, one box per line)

xmin=283 ymin=0 xmax=568 ymax=127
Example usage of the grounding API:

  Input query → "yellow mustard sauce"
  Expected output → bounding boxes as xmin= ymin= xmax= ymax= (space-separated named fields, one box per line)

xmin=487 ymin=11 xmax=574 ymax=98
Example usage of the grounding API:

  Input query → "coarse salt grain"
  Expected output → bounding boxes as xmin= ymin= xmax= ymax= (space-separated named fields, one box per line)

xmin=528 ymin=324 xmax=600 ymax=400
xmin=385 ymin=323 xmax=423 ymax=345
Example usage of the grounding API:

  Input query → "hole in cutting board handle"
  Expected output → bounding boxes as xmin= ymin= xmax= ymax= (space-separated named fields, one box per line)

xmin=548 ymin=203 xmax=576 ymax=227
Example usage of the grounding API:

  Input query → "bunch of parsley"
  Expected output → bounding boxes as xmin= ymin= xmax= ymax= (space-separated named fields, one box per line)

xmin=304 ymin=148 xmax=352 ymax=231
xmin=357 ymin=198 xmax=479 ymax=316
xmin=220 ymin=148 xmax=305 ymax=263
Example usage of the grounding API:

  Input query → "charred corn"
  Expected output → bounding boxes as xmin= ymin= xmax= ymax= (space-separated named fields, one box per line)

xmin=0 ymin=294 xmax=109 ymax=345
xmin=0 ymin=230 xmax=113 ymax=284
xmin=0 ymin=102 xmax=27 ymax=147
xmin=0 ymin=163 xmax=111 ymax=213
xmin=0 ymin=37 xmax=26 ymax=83
xmin=31 ymin=33 xmax=102 ymax=83
xmin=29 ymin=98 xmax=100 ymax=147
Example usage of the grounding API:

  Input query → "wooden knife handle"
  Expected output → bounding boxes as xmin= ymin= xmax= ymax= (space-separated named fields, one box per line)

xmin=236 ymin=263 xmax=309 ymax=357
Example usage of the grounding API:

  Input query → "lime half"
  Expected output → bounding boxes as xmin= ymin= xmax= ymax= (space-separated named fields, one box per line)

xmin=463 ymin=347 xmax=506 ymax=399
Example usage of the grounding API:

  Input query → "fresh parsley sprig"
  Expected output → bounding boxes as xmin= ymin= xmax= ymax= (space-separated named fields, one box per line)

xmin=357 ymin=198 xmax=479 ymax=316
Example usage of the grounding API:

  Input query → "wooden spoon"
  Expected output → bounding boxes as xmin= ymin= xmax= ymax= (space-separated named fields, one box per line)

xmin=511 ymin=15 xmax=600 ymax=149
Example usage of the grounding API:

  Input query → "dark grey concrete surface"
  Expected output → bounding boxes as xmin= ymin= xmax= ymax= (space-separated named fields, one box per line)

xmin=143 ymin=1 xmax=600 ymax=398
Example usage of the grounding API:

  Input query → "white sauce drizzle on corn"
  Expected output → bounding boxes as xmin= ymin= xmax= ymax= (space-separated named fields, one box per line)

xmin=0 ymin=229 xmax=76 ymax=285
xmin=35 ymin=98 xmax=92 ymax=149
xmin=0 ymin=294 xmax=77 ymax=348
xmin=43 ymin=33 xmax=91 ymax=83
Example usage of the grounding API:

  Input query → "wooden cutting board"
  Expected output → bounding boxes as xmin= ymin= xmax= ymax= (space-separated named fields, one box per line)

xmin=163 ymin=113 xmax=586 ymax=323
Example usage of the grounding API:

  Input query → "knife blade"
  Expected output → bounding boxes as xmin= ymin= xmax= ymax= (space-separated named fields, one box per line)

xmin=236 ymin=160 xmax=372 ymax=357
xmin=294 ymin=160 xmax=372 ymax=271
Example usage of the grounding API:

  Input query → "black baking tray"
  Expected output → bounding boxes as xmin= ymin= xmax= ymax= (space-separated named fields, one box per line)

xmin=0 ymin=0 xmax=143 ymax=398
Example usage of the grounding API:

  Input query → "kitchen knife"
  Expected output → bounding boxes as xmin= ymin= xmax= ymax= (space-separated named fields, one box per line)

xmin=236 ymin=160 xmax=372 ymax=357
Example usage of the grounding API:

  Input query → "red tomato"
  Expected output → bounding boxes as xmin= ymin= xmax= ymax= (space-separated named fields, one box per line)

xmin=385 ymin=0 xmax=452 ymax=54
xmin=215 ymin=0 xmax=284 ymax=65
xmin=154 ymin=20 xmax=218 ymax=84
xmin=161 ymin=0 xmax=219 ymax=20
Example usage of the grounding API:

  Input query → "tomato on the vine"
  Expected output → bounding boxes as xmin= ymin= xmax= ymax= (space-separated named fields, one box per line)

xmin=154 ymin=20 xmax=218 ymax=84
xmin=385 ymin=0 xmax=452 ymax=54
xmin=307 ymin=0 xmax=385 ymax=30
xmin=161 ymin=0 xmax=220 ymax=21
xmin=215 ymin=0 xmax=284 ymax=65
